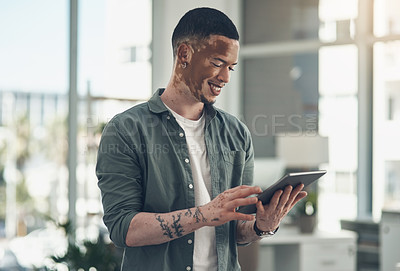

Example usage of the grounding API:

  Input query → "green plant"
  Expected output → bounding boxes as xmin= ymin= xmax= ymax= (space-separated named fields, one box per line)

xmin=297 ymin=191 xmax=317 ymax=216
xmin=51 ymin=221 xmax=122 ymax=271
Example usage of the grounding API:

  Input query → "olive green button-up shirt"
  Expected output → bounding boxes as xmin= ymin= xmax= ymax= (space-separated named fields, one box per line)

xmin=96 ymin=89 xmax=254 ymax=271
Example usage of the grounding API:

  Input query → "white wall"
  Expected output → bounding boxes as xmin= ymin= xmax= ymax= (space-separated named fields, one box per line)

xmin=152 ymin=0 xmax=242 ymax=116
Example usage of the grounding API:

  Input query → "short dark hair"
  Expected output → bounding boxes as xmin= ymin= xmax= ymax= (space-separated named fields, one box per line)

xmin=172 ymin=7 xmax=239 ymax=57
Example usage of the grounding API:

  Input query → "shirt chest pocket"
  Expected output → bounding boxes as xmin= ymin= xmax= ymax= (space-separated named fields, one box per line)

xmin=222 ymin=150 xmax=246 ymax=187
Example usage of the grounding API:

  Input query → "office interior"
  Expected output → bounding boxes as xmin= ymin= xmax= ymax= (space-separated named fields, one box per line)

xmin=0 ymin=0 xmax=399 ymax=270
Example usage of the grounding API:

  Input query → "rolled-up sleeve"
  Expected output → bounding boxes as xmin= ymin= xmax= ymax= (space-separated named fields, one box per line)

xmin=96 ymin=118 xmax=143 ymax=247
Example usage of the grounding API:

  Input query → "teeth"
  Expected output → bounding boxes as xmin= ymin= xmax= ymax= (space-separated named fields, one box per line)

xmin=211 ymin=84 xmax=221 ymax=91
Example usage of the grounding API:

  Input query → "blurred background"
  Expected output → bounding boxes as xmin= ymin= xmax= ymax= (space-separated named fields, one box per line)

xmin=0 ymin=0 xmax=399 ymax=270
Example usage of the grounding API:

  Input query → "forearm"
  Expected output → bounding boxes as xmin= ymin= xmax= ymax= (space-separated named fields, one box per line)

xmin=236 ymin=220 xmax=261 ymax=244
xmin=125 ymin=206 xmax=209 ymax=247
xmin=125 ymin=185 xmax=261 ymax=247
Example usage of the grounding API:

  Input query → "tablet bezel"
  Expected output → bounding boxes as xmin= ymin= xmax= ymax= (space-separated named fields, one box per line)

xmin=237 ymin=170 xmax=327 ymax=214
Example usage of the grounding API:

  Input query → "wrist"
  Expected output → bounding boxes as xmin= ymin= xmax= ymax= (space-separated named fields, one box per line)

xmin=195 ymin=206 xmax=211 ymax=226
xmin=253 ymin=221 xmax=279 ymax=237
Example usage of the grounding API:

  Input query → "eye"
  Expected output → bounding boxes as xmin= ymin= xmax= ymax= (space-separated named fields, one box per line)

xmin=211 ymin=62 xmax=222 ymax=68
xmin=211 ymin=61 xmax=235 ymax=72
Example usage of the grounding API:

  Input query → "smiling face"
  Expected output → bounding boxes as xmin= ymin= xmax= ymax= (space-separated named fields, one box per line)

xmin=179 ymin=35 xmax=239 ymax=105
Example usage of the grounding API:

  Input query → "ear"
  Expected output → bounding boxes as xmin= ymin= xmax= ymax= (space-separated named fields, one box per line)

xmin=176 ymin=42 xmax=192 ymax=66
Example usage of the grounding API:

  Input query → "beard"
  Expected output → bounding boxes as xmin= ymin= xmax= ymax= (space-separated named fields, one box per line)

xmin=200 ymin=94 xmax=216 ymax=105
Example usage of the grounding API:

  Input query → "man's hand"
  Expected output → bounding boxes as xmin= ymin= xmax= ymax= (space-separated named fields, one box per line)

xmin=126 ymin=185 xmax=262 ymax=247
xmin=255 ymin=184 xmax=307 ymax=232
xmin=201 ymin=185 xmax=262 ymax=226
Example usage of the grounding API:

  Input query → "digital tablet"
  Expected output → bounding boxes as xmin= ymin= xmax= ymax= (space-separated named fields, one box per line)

xmin=237 ymin=170 xmax=327 ymax=214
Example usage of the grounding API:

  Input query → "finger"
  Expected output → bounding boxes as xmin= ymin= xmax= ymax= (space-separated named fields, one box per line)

xmin=255 ymin=200 xmax=265 ymax=213
xmin=285 ymin=184 xmax=305 ymax=207
xmin=277 ymin=185 xmax=293 ymax=209
xmin=292 ymin=183 xmax=305 ymax=197
xmin=225 ymin=196 xmax=258 ymax=210
xmin=228 ymin=185 xmax=253 ymax=192
xmin=220 ymin=185 xmax=253 ymax=198
xmin=268 ymin=189 xmax=283 ymax=209
xmin=290 ymin=183 xmax=304 ymax=196
xmin=225 ymin=186 xmax=262 ymax=200
xmin=226 ymin=185 xmax=255 ymax=193
xmin=294 ymin=183 xmax=305 ymax=191
xmin=291 ymin=191 xmax=308 ymax=207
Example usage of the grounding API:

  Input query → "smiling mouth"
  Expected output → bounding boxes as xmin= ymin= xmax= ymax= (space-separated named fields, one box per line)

xmin=209 ymin=82 xmax=223 ymax=96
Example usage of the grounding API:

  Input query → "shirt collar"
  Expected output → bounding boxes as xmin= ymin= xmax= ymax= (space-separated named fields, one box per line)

xmin=147 ymin=88 xmax=169 ymax=114
xmin=148 ymin=88 xmax=217 ymax=120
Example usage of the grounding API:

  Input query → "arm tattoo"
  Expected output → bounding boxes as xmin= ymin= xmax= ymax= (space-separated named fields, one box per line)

xmin=155 ymin=207 xmax=207 ymax=240
xmin=193 ymin=207 xmax=207 ymax=223
xmin=185 ymin=208 xmax=193 ymax=217
xmin=155 ymin=215 xmax=173 ymax=238
xmin=171 ymin=214 xmax=184 ymax=237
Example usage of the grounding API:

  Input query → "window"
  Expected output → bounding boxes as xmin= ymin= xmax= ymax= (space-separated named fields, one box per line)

xmin=373 ymin=0 xmax=400 ymax=218
xmin=243 ymin=0 xmax=319 ymax=43
xmin=0 ymin=0 xmax=152 ymax=268
xmin=318 ymin=45 xmax=358 ymax=229
xmin=242 ymin=0 xmax=364 ymax=231
xmin=0 ymin=0 xmax=69 ymax=241
xmin=373 ymin=41 xmax=400 ymax=216
xmin=75 ymin=0 xmax=152 ymax=241
xmin=374 ymin=0 xmax=400 ymax=36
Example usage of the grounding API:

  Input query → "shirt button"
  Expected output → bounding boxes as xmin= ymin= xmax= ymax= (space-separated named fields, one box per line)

xmin=187 ymin=239 xmax=193 ymax=244
xmin=166 ymin=115 xmax=171 ymax=120
xmin=186 ymin=266 xmax=192 ymax=271
xmin=179 ymin=132 xmax=184 ymax=137
xmin=184 ymin=158 xmax=189 ymax=163
xmin=188 ymin=184 xmax=193 ymax=189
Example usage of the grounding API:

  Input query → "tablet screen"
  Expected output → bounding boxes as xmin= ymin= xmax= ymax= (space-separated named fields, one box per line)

xmin=237 ymin=170 xmax=327 ymax=214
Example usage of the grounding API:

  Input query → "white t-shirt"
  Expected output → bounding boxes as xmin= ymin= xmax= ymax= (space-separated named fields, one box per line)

xmin=164 ymin=104 xmax=217 ymax=271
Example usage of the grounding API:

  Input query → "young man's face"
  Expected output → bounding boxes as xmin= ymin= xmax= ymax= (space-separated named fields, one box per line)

xmin=183 ymin=35 xmax=239 ymax=105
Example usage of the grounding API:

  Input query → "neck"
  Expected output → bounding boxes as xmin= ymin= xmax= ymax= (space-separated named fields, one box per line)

xmin=162 ymin=81 xmax=204 ymax=121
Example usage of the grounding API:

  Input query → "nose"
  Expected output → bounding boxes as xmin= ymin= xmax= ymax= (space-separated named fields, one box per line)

xmin=217 ymin=67 xmax=230 ymax=84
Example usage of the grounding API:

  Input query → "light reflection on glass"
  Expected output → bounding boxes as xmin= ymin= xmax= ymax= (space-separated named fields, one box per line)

xmin=374 ymin=0 xmax=400 ymax=36
xmin=318 ymin=0 xmax=358 ymax=42
xmin=373 ymin=41 xmax=400 ymax=217
xmin=318 ymin=45 xmax=358 ymax=231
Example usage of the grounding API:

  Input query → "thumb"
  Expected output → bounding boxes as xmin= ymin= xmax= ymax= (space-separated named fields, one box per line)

xmin=256 ymin=200 xmax=265 ymax=213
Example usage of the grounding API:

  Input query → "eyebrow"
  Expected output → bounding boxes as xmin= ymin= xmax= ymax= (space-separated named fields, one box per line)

xmin=213 ymin=57 xmax=238 ymax=66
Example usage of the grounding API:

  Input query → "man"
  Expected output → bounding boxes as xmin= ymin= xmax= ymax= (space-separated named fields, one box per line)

xmin=96 ymin=7 xmax=307 ymax=271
